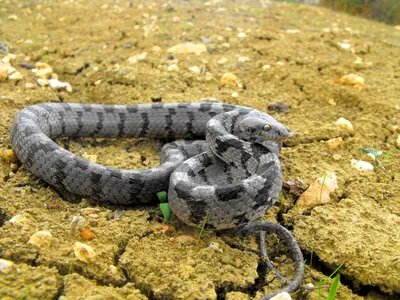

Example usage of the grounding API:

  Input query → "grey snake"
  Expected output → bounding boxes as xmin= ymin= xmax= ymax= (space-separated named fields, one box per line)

xmin=10 ymin=101 xmax=304 ymax=299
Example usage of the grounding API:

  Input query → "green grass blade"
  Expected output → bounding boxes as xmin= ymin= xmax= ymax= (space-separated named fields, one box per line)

xmin=159 ymin=203 xmax=172 ymax=222
xmin=327 ymin=273 xmax=340 ymax=300
xmin=156 ymin=191 xmax=167 ymax=203
xmin=197 ymin=211 xmax=209 ymax=243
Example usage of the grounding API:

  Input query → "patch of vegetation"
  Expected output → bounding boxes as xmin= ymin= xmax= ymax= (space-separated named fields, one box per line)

xmin=320 ymin=0 xmax=400 ymax=24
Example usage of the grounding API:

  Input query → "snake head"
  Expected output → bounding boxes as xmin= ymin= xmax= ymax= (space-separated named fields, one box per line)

xmin=237 ymin=116 xmax=294 ymax=142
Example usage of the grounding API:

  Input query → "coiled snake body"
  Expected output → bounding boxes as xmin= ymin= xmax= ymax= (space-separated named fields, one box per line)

xmin=10 ymin=101 xmax=304 ymax=299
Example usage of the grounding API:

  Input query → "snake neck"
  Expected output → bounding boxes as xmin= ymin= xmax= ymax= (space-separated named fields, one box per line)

xmin=205 ymin=110 xmax=274 ymax=175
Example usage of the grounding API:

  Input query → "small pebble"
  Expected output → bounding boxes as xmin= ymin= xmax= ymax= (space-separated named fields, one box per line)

xmin=37 ymin=78 xmax=50 ymax=87
xmin=49 ymin=79 xmax=72 ymax=92
xmin=0 ymin=63 xmax=8 ymax=80
xmin=270 ymin=292 xmax=292 ymax=300
xmin=2 ymin=53 xmax=16 ymax=64
xmin=127 ymin=52 xmax=147 ymax=64
xmin=25 ymin=82 xmax=35 ymax=89
xmin=161 ymin=225 xmax=176 ymax=235
xmin=396 ymin=135 xmax=400 ymax=149
xmin=231 ymin=92 xmax=239 ymax=98
xmin=167 ymin=43 xmax=207 ymax=55
xmin=208 ymin=242 xmax=223 ymax=253
xmin=351 ymin=159 xmax=374 ymax=171
xmin=188 ymin=66 xmax=201 ymax=74
xmin=338 ymin=42 xmax=352 ymax=51
xmin=221 ymin=43 xmax=230 ymax=48
xmin=262 ymin=64 xmax=271 ymax=70
xmin=8 ymin=15 xmax=18 ymax=20
xmin=218 ymin=57 xmax=228 ymax=65
xmin=297 ymin=171 xmax=338 ymax=208
xmin=9 ymin=213 xmax=29 ymax=226
xmin=238 ymin=56 xmax=250 ymax=63
xmin=9 ymin=71 xmax=23 ymax=80
xmin=283 ymin=180 xmax=306 ymax=197
xmin=237 ymin=32 xmax=246 ymax=38
xmin=167 ymin=64 xmax=179 ymax=72
xmin=276 ymin=61 xmax=285 ymax=66
xmin=326 ymin=137 xmax=342 ymax=149
xmin=335 ymin=74 xmax=364 ymax=91
xmin=33 ymin=62 xmax=53 ymax=79
xmin=28 ymin=231 xmax=53 ymax=249
xmin=80 ymin=228 xmax=97 ymax=241
xmin=0 ymin=259 xmax=16 ymax=274
xmin=286 ymin=29 xmax=300 ymax=34
xmin=73 ymin=242 xmax=96 ymax=263
xmin=171 ymin=235 xmax=196 ymax=244
xmin=152 ymin=45 xmax=162 ymax=52
xmin=80 ymin=208 xmax=101 ymax=215
xmin=220 ymin=72 xmax=238 ymax=87
xmin=200 ymin=37 xmax=212 ymax=43
xmin=336 ymin=117 xmax=353 ymax=132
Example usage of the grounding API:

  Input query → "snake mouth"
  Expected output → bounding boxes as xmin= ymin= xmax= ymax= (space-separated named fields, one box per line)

xmin=261 ymin=131 xmax=295 ymax=142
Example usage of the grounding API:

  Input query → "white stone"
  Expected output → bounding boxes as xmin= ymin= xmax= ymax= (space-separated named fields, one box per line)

xmin=127 ymin=52 xmax=147 ymax=64
xmin=8 ymin=72 xmax=23 ymax=80
xmin=232 ymin=92 xmax=239 ymax=98
xmin=286 ymin=29 xmax=300 ymax=34
xmin=270 ymin=292 xmax=292 ymax=300
xmin=351 ymin=160 xmax=374 ymax=171
xmin=221 ymin=43 xmax=230 ymax=48
xmin=238 ymin=56 xmax=250 ymax=63
xmin=218 ymin=57 xmax=228 ymax=65
xmin=49 ymin=79 xmax=72 ymax=92
xmin=167 ymin=64 xmax=179 ymax=72
xmin=336 ymin=117 xmax=353 ymax=132
xmin=28 ymin=231 xmax=53 ymax=249
xmin=262 ymin=65 xmax=271 ymax=70
xmin=9 ymin=213 xmax=29 ymax=226
xmin=167 ymin=43 xmax=207 ymax=55
xmin=237 ymin=32 xmax=246 ymax=38
xmin=188 ymin=66 xmax=201 ymax=74
xmin=73 ymin=242 xmax=96 ymax=263
xmin=0 ymin=259 xmax=16 ymax=274
xmin=338 ymin=42 xmax=352 ymax=50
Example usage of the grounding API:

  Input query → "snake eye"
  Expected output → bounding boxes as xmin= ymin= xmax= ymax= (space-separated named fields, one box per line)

xmin=263 ymin=124 xmax=271 ymax=131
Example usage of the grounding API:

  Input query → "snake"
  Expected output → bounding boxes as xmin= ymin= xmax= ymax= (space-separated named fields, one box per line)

xmin=10 ymin=101 xmax=304 ymax=299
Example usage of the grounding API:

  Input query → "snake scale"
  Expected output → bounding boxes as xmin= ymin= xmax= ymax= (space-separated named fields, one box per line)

xmin=10 ymin=101 xmax=304 ymax=299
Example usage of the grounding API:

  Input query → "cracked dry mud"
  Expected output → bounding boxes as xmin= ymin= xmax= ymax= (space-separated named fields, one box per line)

xmin=0 ymin=0 xmax=399 ymax=299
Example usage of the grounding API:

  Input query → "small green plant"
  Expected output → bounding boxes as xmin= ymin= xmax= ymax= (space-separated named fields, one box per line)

xmin=318 ymin=263 xmax=343 ymax=300
xmin=327 ymin=273 xmax=341 ymax=300
xmin=197 ymin=211 xmax=209 ymax=244
xmin=157 ymin=191 xmax=171 ymax=222
xmin=362 ymin=148 xmax=385 ymax=169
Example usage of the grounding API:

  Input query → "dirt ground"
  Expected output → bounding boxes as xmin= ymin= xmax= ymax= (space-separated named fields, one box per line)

xmin=0 ymin=0 xmax=399 ymax=299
